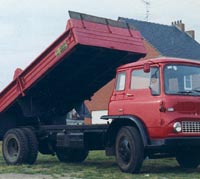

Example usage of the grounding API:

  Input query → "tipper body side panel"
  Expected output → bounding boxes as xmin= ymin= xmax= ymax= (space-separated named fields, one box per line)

xmin=0 ymin=12 xmax=146 ymax=122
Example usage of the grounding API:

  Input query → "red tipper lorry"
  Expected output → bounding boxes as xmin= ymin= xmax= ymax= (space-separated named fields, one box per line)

xmin=1 ymin=11 xmax=200 ymax=174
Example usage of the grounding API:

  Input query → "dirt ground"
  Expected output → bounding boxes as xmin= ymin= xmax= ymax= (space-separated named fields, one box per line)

xmin=0 ymin=174 xmax=76 ymax=179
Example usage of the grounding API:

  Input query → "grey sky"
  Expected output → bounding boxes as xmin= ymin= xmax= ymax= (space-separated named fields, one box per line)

xmin=0 ymin=0 xmax=199 ymax=90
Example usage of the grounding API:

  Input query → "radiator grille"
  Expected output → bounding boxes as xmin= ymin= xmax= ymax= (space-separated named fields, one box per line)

xmin=182 ymin=121 xmax=200 ymax=133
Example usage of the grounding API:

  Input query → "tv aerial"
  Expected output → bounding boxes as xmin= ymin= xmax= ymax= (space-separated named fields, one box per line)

xmin=141 ymin=0 xmax=150 ymax=21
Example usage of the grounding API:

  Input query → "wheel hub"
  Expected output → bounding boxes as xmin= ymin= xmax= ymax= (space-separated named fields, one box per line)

xmin=118 ymin=137 xmax=131 ymax=164
xmin=7 ymin=138 xmax=19 ymax=160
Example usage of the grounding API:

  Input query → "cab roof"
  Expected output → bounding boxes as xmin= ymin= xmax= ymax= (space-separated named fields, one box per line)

xmin=118 ymin=57 xmax=200 ymax=70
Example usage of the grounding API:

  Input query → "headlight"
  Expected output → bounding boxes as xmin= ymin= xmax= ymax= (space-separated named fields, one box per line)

xmin=173 ymin=122 xmax=182 ymax=133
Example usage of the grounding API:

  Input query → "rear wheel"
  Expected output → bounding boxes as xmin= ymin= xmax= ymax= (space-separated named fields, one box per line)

xmin=115 ymin=126 xmax=144 ymax=173
xmin=21 ymin=127 xmax=38 ymax=164
xmin=56 ymin=148 xmax=89 ymax=163
xmin=2 ymin=128 xmax=28 ymax=165
xmin=176 ymin=150 xmax=199 ymax=169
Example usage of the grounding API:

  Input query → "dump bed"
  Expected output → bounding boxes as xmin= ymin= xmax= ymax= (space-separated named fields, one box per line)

xmin=0 ymin=11 xmax=146 ymax=118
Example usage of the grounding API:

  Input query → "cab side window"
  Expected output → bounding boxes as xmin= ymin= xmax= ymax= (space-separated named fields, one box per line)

xmin=115 ymin=72 xmax=126 ymax=91
xmin=131 ymin=67 xmax=160 ymax=95
xmin=131 ymin=69 xmax=150 ymax=89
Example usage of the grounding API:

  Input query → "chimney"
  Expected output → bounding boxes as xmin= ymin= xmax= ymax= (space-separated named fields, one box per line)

xmin=171 ymin=20 xmax=195 ymax=40
xmin=171 ymin=20 xmax=185 ymax=32
xmin=186 ymin=30 xmax=195 ymax=39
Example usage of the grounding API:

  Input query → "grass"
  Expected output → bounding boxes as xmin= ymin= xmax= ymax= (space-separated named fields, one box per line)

xmin=0 ymin=148 xmax=199 ymax=179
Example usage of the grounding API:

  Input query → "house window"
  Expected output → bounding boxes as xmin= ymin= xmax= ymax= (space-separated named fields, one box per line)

xmin=115 ymin=72 xmax=126 ymax=91
xmin=184 ymin=75 xmax=192 ymax=90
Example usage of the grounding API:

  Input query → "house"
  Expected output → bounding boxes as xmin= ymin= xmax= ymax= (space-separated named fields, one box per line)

xmin=84 ymin=18 xmax=200 ymax=124
xmin=119 ymin=18 xmax=200 ymax=60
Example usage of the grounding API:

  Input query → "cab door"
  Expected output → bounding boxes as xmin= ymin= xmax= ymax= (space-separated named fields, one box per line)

xmin=123 ymin=67 xmax=163 ymax=137
xmin=109 ymin=71 xmax=126 ymax=115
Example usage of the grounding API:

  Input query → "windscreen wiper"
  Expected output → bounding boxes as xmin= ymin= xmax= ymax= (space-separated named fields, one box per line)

xmin=193 ymin=87 xmax=200 ymax=93
xmin=177 ymin=91 xmax=193 ymax=95
xmin=177 ymin=90 xmax=200 ymax=95
xmin=193 ymin=89 xmax=200 ymax=93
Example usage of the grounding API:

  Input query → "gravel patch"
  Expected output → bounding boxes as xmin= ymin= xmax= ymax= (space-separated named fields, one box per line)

xmin=0 ymin=174 xmax=77 ymax=179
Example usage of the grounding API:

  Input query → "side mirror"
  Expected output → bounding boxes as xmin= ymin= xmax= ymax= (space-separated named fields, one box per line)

xmin=143 ymin=63 xmax=150 ymax=73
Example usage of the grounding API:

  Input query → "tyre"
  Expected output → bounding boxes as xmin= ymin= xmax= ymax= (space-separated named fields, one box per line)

xmin=56 ymin=148 xmax=89 ymax=163
xmin=176 ymin=150 xmax=199 ymax=169
xmin=115 ymin=126 xmax=144 ymax=173
xmin=2 ymin=128 xmax=29 ymax=165
xmin=21 ymin=128 xmax=38 ymax=164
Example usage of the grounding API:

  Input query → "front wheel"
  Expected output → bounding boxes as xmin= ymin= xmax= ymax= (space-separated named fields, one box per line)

xmin=115 ymin=126 xmax=144 ymax=173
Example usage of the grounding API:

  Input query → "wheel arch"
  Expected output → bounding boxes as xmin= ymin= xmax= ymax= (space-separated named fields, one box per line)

xmin=102 ymin=115 xmax=150 ymax=148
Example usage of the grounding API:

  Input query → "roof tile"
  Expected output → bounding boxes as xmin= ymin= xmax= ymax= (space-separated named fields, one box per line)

xmin=119 ymin=18 xmax=200 ymax=61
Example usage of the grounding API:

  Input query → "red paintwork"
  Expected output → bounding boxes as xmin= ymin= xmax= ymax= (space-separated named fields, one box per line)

xmin=0 ymin=17 xmax=146 ymax=113
xmin=13 ymin=68 xmax=23 ymax=80
xmin=109 ymin=57 xmax=200 ymax=139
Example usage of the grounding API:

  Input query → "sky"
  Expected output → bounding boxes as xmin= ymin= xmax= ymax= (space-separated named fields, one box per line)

xmin=0 ymin=0 xmax=199 ymax=90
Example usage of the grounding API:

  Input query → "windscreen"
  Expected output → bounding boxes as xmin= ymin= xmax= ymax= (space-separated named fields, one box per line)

xmin=164 ymin=64 xmax=200 ymax=96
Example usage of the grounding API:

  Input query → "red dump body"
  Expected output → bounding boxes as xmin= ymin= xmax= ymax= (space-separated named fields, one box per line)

xmin=0 ymin=11 xmax=146 ymax=116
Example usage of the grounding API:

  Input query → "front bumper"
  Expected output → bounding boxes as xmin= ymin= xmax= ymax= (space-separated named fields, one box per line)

xmin=150 ymin=137 xmax=200 ymax=148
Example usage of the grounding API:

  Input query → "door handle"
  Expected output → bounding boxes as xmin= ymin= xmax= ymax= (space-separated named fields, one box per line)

xmin=126 ymin=93 xmax=134 ymax=97
xmin=118 ymin=108 xmax=124 ymax=112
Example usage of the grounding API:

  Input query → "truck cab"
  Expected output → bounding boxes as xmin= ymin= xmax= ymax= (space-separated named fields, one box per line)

xmin=105 ymin=57 xmax=200 ymax=172
xmin=110 ymin=57 xmax=200 ymax=138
